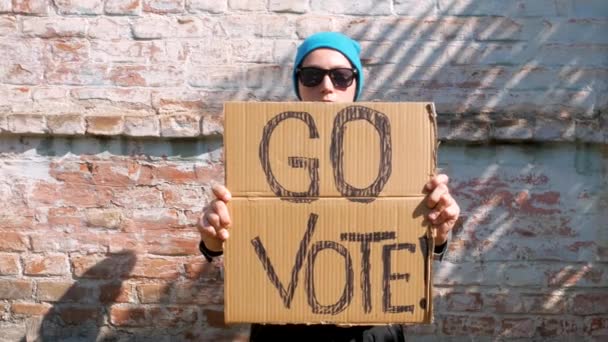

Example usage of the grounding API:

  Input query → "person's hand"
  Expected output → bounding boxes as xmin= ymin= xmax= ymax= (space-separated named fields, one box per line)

xmin=425 ymin=174 xmax=460 ymax=246
xmin=198 ymin=184 xmax=232 ymax=252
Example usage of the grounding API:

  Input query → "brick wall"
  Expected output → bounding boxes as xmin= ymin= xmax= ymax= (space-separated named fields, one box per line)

xmin=0 ymin=0 xmax=606 ymax=341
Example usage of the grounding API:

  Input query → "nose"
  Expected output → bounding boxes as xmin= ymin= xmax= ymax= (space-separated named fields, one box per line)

xmin=319 ymin=74 xmax=334 ymax=93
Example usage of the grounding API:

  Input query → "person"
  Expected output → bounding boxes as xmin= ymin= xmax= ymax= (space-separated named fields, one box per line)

xmin=198 ymin=32 xmax=460 ymax=342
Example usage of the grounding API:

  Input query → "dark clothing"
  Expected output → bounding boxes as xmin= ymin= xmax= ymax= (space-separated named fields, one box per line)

xmin=250 ymin=324 xmax=404 ymax=342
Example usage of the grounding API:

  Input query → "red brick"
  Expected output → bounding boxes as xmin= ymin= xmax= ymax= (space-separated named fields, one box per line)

xmin=45 ymin=62 xmax=107 ymax=85
xmin=145 ymin=231 xmax=199 ymax=256
xmin=498 ymin=318 xmax=536 ymax=338
xmin=11 ymin=302 xmax=52 ymax=316
xmin=24 ymin=254 xmax=69 ymax=276
xmin=48 ymin=207 xmax=83 ymax=228
xmin=0 ymin=280 xmax=33 ymax=299
xmin=71 ymin=254 xmax=136 ymax=279
xmin=57 ymin=306 xmax=100 ymax=324
xmin=99 ymin=282 xmax=133 ymax=303
xmin=49 ymin=161 xmax=92 ymax=183
xmin=0 ymin=232 xmax=29 ymax=252
xmin=0 ymin=253 xmax=20 ymax=275
xmin=110 ymin=305 xmax=147 ymax=326
xmin=445 ymin=292 xmax=482 ymax=312
xmin=131 ymin=257 xmax=181 ymax=280
xmin=36 ymin=281 xmax=93 ymax=302
xmin=184 ymin=259 xmax=220 ymax=280
xmin=136 ymin=283 xmax=171 ymax=303
xmin=572 ymin=293 xmax=608 ymax=315
xmin=31 ymin=182 xmax=113 ymax=208
xmin=203 ymin=309 xmax=225 ymax=328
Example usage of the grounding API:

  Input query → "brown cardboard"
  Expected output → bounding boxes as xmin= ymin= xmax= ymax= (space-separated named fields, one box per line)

xmin=224 ymin=102 xmax=437 ymax=325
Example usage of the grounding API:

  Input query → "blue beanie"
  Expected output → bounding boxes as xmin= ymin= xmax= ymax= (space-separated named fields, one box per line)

xmin=293 ymin=32 xmax=364 ymax=101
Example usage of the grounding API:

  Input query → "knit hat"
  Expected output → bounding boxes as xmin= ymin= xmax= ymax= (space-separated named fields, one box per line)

xmin=293 ymin=32 xmax=364 ymax=101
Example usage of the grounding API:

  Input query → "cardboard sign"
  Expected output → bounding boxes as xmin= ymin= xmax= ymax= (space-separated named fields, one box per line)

xmin=224 ymin=102 xmax=437 ymax=325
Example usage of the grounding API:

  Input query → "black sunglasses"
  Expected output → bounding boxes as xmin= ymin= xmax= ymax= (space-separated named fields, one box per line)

xmin=297 ymin=67 xmax=357 ymax=88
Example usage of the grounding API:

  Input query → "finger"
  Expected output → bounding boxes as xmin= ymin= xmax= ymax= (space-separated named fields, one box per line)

xmin=425 ymin=174 xmax=449 ymax=191
xmin=427 ymin=183 xmax=448 ymax=208
xmin=212 ymin=184 xmax=232 ymax=202
xmin=431 ymin=202 xmax=460 ymax=226
xmin=212 ymin=200 xmax=232 ymax=228
xmin=203 ymin=212 xmax=230 ymax=241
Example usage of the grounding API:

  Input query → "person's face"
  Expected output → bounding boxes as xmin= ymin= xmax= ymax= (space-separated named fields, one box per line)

xmin=297 ymin=48 xmax=357 ymax=103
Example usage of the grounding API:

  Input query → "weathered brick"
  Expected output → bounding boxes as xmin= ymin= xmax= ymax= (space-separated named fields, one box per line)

xmin=492 ymin=119 xmax=534 ymax=141
xmin=585 ymin=316 xmax=608 ymax=336
xmin=442 ymin=315 xmax=496 ymax=336
xmin=125 ymin=208 xmax=182 ymax=232
xmin=571 ymin=292 xmax=608 ymax=315
xmin=112 ymin=187 xmax=164 ymax=209
xmin=99 ymin=282 xmax=133 ymax=303
xmin=86 ymin=115 xmax=124 ymax=135
xmin=159 ymin=114 xmax=200 ymax=137
xmin=131 ymin=16 xmax=175 ymax=39
xmin=56 ymin=306 xmax=101 ymax=324
xmin=268 ymin=0 xmax=307 ymax=13
xmin=228 ymin=0 xmax=265 ymax=11
xmin=31 ymin=232 xmax=108 ymax=254
xmin=0 ymin=232 xmax=29 ymax=252
xmin=152 ymin=89 xmax=203 ymax=114
xmin=538 ymin=317 xmax=581 ymax=336
xmin=149 ymin=305 xmax=198 ymax=327
xmin=136 ymin=283 xmax=171 ymax=303
xmin=36 ymin=281 xmax=94 ymax=302
xmin=131 ymin=257 xmax=181 ymax=279
xmin=48 ymin=39 xmax=90 ymax=63
xmin=71 ymin=253 xmax=136 ymax=279
xmin=188 ymin=65 xmax=243 ymax=89
xmin=522 ymin=293 xmax=567 ymax=314
xmin=143 ymin=0 xmax=185 ymax=14
xmin=22 ymin=17 xmax=87 ymax=38
xmin=12 ymin=0 xmax=49 ymax=15
xmin=220 ymin=15 xmax=293 ymax=38
xmin=7 ymin=114 xmax=46 ymax=134
xmin=174 ymin=282 xmax=223 ymax=305
xmin=145 ymin=231 xmax=199 ymax=256
xmin=498 ymin=318 xmax=536 ymax=338
xmin=394 ymin=0 xmax=436 ymax=16
xmin=88 ymin=17 xmax=132 ymax=40
xmin=438 ymin=0 xmax=557 ymax=17
xmin=46 ymin=115 xmax=86 ymax=135
xmin=571 ymin=0 xmax=608 ymax=18
xmin=11 ymin=302 xmax=51 ymax=316
xmin=0 ymin=280 xmax=33 ymax=299
xmin=104 ymin=0 xmax=141 ymax=15
xmin=107 ymin=64 xmax=184 ymax=87
xmin=295 ymin=17 xmax=335 ymax=39
xmin=310 ymin=0 xmax=391 ymax=15
xmin=0 ymin=86 xmax=32 ymax=107
xmin=185 ymin=39 xmax=231 ymax=65
xmin=0 ymin=0 xmax=11 ymax=13
xmin=109 ymin=305 xmax=147 ymax=326
xmin=447 ymin=119 xmax=490 ymax=142
xmin=161 ymin=185 xmax=206 ymax=210
xmin=124 ymin=116 xmax=160 ymax=137
xmin=46 ymin=62 xmax=108 ymax=86
xmin=187 ymin=0 xmax=226 ymax=13
xmin=55 ymin=0 xmax=104 ymax=14
xmin=0 ymin=253 xmax=20 ymax=275
xmin=445 ymin=292 xmax=483 ymax=312
xmin=90 ymin=41 xmax=158 ymax=64
xmin=24 ymin=254 xmax=70 ymax=276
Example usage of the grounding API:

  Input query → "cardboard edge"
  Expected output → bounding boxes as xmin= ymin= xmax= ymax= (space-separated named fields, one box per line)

xmin=424 ymin=102 xmax=438 ymax=324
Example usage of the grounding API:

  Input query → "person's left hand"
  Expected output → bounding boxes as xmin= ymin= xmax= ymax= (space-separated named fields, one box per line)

xmin=425 ymin=174 xmax=460 ymax=246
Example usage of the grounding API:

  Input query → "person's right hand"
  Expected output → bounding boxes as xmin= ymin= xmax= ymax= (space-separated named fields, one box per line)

xmin=198 ymin=184 xmax=232 ymax=252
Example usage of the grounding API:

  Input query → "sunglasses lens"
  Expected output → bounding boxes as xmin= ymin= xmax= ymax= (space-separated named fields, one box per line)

xmin=298 ymin=67 xmax=356 ymax=88
xmin=299 ymin=68 xmax=326 ymax=87
xmin=329 ymin=69 xmax=355 ymax=88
